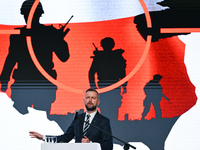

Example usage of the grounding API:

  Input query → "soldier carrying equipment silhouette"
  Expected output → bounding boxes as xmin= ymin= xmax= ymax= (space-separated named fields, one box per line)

xmin=89 ymin=37 xmax=127 ymax=120
xmin=0 ymin=0 xmax=70 ymax=120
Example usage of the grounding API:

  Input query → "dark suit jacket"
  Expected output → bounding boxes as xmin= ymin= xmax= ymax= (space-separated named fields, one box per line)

xmin=57 ymin=111 xmax=113 ymax=150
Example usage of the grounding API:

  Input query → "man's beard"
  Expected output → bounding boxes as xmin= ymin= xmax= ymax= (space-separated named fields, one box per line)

xmin=85 ymin=105 xmax=97 ymax=111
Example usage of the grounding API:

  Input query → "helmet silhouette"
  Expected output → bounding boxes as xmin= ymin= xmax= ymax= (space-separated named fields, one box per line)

xmin=20 ymin=0 xmax=44 ymax=15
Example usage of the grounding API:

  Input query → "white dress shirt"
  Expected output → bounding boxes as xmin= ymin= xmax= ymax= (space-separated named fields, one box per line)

xmin=83 ymin=110 xmax=97 ymax=130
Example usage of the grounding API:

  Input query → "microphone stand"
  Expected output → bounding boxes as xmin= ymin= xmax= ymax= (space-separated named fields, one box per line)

xmin=77 ymin=117 xmax=136 ymax=150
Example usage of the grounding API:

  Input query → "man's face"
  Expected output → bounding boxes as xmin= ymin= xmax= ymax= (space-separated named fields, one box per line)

xmin=84 ymin=91 xmax=100 ymax=111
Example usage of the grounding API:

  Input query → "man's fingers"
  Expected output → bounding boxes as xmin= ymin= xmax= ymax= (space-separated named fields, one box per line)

xmin=29 ymin=132 xmax=37 ymax=138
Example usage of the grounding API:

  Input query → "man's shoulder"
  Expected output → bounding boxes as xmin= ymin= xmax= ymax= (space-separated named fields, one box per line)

xmin=78 ymin=112 xmax=85 ymax=117
xmin=96 ymin=111 xmax=110 ymax=121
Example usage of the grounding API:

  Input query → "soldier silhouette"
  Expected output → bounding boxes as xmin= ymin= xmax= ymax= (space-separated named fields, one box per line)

xmin=89 ymin=37 xmax=127 ymax=120
xmin=0 ymin=0 xmax=70 ymax=120
xmin=141 ymin=74 xmax=170 ymax=120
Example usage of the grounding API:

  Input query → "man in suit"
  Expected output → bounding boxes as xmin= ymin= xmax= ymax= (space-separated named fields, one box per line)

xmin=29 ymin=88 xmax=113 ymax=150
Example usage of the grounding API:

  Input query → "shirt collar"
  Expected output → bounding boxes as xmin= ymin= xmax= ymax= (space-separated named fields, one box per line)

xmin=85 ymin=110 xmax=97 ymax=122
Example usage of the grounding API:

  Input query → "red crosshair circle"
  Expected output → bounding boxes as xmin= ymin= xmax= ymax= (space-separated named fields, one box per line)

xmin=26 ymin=0 xmax=152 ymax=94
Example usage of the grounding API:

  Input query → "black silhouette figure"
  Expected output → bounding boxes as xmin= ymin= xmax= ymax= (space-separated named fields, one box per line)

xmin=141 ymin=74 xmax=169 ymax=119
xmin=0 ymin=0 xmax=70 ymax=123
xmin=134 ymin=0 xmax=200 ymax=41
xmin=0 ymin=2 xmax=183 ymax=149
xmin=89 ymin=37 xmax=127 ymax=120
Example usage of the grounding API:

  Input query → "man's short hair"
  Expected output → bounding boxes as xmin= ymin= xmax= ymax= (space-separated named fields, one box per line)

xmin=85 ymin=88 xmax=99 ymax=99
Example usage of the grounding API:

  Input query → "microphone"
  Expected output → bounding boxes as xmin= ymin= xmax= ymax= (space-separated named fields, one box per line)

xmin=73 ymin=110 xmax=79 ymax=122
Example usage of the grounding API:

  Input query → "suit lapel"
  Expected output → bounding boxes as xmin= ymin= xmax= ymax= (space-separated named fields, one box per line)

xmin=85 ymin=111 xmax=101 ymax=136
xmin=79 ymin=113 xmax=85 ymax=135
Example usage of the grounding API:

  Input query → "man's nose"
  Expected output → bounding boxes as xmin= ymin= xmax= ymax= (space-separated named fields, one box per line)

xmin=88 ymin=97 xmax=93 ymax=102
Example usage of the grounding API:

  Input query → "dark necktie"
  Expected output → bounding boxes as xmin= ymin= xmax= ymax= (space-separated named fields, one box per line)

xmin=83 ymin=114 xmax=90 ymax=136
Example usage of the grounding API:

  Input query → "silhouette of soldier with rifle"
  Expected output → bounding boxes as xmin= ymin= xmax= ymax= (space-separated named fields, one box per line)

xmin=141 ymin=74 xmax=170 ymax=120
xmin=0 ymin=0 xmax=70 ymax=122
xmin=89 ymin=37 xmax=127 ymax=120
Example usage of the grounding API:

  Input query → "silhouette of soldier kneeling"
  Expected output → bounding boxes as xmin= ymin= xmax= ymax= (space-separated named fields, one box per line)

xmin=89 ymin=37 xmax=127 ymax=120
xmin=141 ymin=74 xmax=169 ymax=120
xmin=0 ymin=0 xmax=70 ymax=119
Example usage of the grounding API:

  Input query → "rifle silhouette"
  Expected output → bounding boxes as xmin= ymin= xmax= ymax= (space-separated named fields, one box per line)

xmin=59 ymin=15 xmax=73 ymax=38
xmin=92 ymin=43 xmax=99 ymax=51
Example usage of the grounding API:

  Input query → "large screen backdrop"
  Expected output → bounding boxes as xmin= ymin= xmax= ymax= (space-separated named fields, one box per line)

xmin=0 ymin=0 xmax=200 ymax=150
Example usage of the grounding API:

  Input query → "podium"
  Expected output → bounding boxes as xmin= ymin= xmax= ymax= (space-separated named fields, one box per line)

xmin=41 ymin=143 xmax=101 ymax=150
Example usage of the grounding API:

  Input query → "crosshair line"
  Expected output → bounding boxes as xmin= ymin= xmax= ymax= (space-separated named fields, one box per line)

xmin=0 ymin=29 xmax=20 ymax=34
xmin=161 ymin=28 xmax=200 ymax=33
xmin=1 ymin=0 xmax=200 ymax=94
xmin=1 ymin=28 xmax=200 ymax=35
